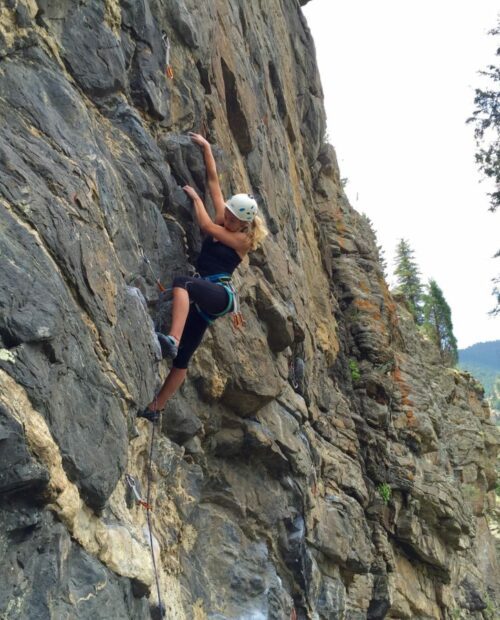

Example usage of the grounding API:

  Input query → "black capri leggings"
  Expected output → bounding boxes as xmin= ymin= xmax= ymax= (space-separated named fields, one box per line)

xmin=171 ymin=276 xmax=232 ymax=369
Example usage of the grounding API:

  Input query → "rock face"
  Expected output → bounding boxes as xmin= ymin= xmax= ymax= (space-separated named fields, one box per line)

xmin=0 ymin=1 xmax=498 ymax=619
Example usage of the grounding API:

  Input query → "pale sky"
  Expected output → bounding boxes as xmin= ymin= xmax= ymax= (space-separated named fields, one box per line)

xmin=303 ymin=0 xmax=499 ymax=349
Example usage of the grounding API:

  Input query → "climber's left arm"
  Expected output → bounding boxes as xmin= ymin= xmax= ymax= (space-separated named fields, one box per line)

xmin=184 ymin=185 xmax=213 ymax=230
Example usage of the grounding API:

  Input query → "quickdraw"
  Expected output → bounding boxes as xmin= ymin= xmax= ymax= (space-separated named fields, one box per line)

xmin=162 ymin=32 xmax=174 ymax=79
xmin=230 ymin=283 xmax=244 ymax=330
xmin=139 ymin=247 xmax=168 ymax=293
xmin=125 ymin=473 xmax=152 ymax=510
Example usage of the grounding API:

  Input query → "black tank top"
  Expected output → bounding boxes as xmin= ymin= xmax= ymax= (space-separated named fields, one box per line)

xmin=197 ymin=236 xmax=242 ymax=277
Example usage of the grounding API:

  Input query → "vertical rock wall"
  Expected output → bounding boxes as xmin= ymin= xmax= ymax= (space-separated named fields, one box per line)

xmin=0 ymin=1 xmax=498 ymax=618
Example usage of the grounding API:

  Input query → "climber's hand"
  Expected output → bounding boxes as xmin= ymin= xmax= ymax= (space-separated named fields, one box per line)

xmin=182 ymin=185 xmax=199 ymax=201
xmin=188 ymin=132 xmax=210 ymax=149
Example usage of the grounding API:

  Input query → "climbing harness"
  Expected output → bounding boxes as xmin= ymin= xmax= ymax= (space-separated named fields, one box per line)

xmin=193 ymin=273 xmax=244 ymax=329
xmin=136 ymin=262 xmax=243 ymax=330
xmin=162 ymin=32 xmax=174 ymax=79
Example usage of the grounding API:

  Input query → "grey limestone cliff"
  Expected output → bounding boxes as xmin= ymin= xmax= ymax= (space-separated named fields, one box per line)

xmin=0 ymin=1 xmax=499 ymax=619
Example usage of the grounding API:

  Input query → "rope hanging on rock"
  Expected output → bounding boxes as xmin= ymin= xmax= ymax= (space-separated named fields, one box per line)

xmin=145 ymin=396 xmax=165 ymax=618
xmin=128 ymin=395 xmax=165 ymax=617
xmin=162 ymin=32 xmax=174 ymax=79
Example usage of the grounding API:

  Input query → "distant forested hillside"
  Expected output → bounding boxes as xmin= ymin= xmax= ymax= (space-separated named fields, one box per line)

xmin=458 ymin=340 xmax=500 ymax=412
xmin=459 ymin=341 xmax=500 ymax=369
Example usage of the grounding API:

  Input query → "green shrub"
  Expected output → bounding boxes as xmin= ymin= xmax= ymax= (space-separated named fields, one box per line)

xmin=378 ymin=483 xmax=391 ymax=504
xmin=484 ymin=593 xmax=496 ymax=620
xmin=349 ymin=359 xmax=361 ymax=382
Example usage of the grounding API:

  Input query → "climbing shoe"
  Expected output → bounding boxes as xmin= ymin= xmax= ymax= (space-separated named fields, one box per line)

xmin=137 ymin=407 xmax=161 ymax=424
xmin=156 ymin=332 xmax=178 ymax=359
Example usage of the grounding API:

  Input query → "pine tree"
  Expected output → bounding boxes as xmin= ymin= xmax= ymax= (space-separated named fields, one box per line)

xmin=468 ymin=19 xmax=500 ymax=213
xmin=422 ymin=279 xmax=458 ymax=365
xmin=467 ymin=18 xmax=499 ymax=313
xmin=377 ymin=244 xmax=388 ymax=279
xmin=394 ymin=239 xmax=423 ymax=323
xmin=360 ymin=213 xmax=388 ymax=277
xmin=491 ymin=261 xmax=500 ymax=316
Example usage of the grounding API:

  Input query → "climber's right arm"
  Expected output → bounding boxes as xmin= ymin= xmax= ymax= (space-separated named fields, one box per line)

xmin=189 ymin=133 xmax=226 ymax=225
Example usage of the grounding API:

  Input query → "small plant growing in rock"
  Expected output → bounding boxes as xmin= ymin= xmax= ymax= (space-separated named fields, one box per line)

xmin=484 ymin=593 xmax=496 ymax=619
xmin=349 ymin=359 xmax=361 ymax=382
xmin=378 ymin=483 xmax=392 ymax=504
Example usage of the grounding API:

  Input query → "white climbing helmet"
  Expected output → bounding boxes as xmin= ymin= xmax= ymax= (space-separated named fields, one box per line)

xmin=225 ymin=194 xmax=258 ymax=222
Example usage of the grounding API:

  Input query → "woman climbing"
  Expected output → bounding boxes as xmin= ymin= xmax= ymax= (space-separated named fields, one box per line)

xmin=138 ymin=133 xmax=268 ymax=422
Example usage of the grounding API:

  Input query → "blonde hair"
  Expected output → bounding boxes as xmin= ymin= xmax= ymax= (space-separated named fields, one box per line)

xmin=246 ymin=215 xmax=268 ymax=251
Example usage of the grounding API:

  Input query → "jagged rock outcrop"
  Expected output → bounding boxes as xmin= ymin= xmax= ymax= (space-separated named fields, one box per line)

xmin=0 ymin=1 xmax=498 ymax=619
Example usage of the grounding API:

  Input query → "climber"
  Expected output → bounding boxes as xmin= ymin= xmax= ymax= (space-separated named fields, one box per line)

xmin=137 ymin=133 xmax=268 ymax=422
